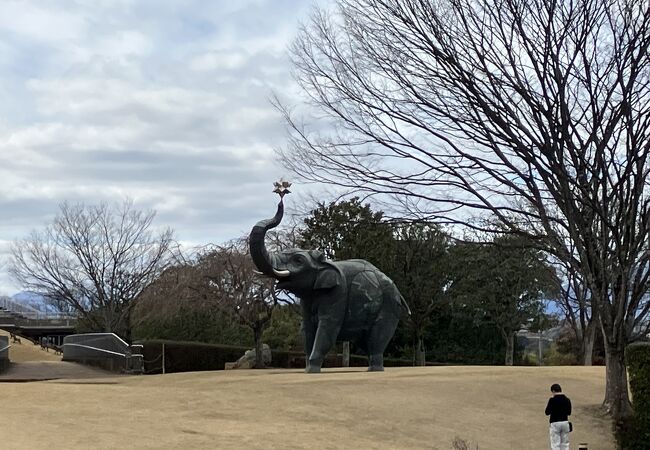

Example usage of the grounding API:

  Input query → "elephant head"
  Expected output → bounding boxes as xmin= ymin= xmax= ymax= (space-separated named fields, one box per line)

xmin=249 ymin=200 xmax=342 ymax=296
xmin=271 ymin=249 xmax=344 ymax=296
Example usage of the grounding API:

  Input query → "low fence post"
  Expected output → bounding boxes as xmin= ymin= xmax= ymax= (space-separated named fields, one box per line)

xmin=342 ymin=341 xmax=350 ymax=367
xmin=162 ymin=343 xmax=165 ymax=375
xmin=130 ymin=344 xmax=144 ymax=374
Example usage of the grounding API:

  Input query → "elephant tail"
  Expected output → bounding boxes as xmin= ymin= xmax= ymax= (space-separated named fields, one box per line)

xmin=399 ymin=294 xmax=412 ymax=316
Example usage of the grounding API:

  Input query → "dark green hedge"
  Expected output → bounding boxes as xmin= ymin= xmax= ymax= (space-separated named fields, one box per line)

xmin=272 ymin=352 xmax=428 ymax=369
xmin=139 ymin=339 xmax=431 ymax=374
xmin=140 ymin=340 xmax=250 ymax=374
xmin=624 ymin=342 xmax=650 ymax=448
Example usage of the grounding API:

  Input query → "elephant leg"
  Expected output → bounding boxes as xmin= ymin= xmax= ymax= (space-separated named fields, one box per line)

xmin=302 ymin=318 xmax=317 ymax=372
xmin=306 ymin=318 xmax=339 ymax=373
xmin=367 ymin=314 xmax=399 ymax=372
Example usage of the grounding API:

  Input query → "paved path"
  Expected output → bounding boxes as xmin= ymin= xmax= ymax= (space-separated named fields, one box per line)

xmin=0 ymin=329 xmax=120 ymax=381
xmin=0 ymin=361 xmax=119 ymax=382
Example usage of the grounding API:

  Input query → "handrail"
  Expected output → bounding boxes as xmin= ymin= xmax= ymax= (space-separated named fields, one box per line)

xmin=62 ymin=343 xmax=131 ymax=358
xmin=66 ymin=332 xmax=130 ymax=349
xmin=0 ymin=344 xmax=11 ymax=353
xmin=14 ymin=313 xmax=75 ymax=320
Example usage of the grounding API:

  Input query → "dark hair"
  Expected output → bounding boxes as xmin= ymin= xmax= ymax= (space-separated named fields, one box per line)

xmin=551 ymin=384 xmax=562 ymax=393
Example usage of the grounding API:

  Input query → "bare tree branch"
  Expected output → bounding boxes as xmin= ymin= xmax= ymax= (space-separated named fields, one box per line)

xmin=280 ymin=0 xmax=650 ymax=419
xmin=10 ymin=200 xmax=174 ymax=340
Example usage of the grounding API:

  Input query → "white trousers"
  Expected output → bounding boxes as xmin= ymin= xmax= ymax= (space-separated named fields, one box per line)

xmin=549 ymin=421 xmax=570 ymax=450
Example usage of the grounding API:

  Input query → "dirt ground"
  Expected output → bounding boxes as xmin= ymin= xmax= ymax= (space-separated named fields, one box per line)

xmin=0 ymin=365 xmax=614 ymax=449
xmin=0 ymin=330 xmax=62 ymax=362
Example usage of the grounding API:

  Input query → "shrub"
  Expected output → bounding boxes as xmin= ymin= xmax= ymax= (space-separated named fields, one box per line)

xmin=621 ymin=342 xmax=650 ymax=448
xmin=616 ymin=417 xmax=645 ymax=450
xmin=419 ymin=313 xmax=506 ymax=365
xmin=544 ymin=343 xmax=579 ymax=366
xmin=519 ymin=352 xmax=538 ymax=366
xmin=262 ymin=305 xmax=302 ymax=351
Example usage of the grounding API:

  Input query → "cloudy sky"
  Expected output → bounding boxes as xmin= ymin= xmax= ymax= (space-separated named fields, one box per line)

xmin=0 ymin=0 xmax=326 ymax=294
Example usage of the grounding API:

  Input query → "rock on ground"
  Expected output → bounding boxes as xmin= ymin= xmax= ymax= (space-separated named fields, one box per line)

xmin=225 ymin=343 xmax=272 ymax=369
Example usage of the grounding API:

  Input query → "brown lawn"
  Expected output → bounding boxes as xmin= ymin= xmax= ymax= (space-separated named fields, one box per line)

xmin=0 ymin=365 xmax=614 ymax=449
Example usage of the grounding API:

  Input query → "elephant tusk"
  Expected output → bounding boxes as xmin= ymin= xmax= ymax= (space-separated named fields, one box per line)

xmin=253 ymin=270 xmax=275 ymax=278
xmin=273 ymin=268 xmax=291 ymax=277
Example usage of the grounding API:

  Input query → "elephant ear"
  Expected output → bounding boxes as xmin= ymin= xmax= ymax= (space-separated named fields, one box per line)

xmin=314 ymin=268 xmax=340 ymax=290
xmin=308 ymin=249 xmax=327 ymax=263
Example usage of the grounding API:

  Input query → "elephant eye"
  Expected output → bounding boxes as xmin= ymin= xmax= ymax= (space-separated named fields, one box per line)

xmin=293 ymin=255 xmax=305 ymax=264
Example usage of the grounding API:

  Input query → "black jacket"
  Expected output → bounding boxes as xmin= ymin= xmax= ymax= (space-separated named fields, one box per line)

xmin=545 ymin=394 xmax=572 ymax=423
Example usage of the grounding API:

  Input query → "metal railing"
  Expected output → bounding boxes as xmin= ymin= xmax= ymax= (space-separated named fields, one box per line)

xmin=10 ymin=312 xmax=75 ymax=321
xmin=0 ymin=297 xmax=76 ymax=322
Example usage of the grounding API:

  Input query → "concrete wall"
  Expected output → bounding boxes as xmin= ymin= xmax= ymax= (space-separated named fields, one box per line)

xmin=62 ymin=333 xmax=142 ymax=374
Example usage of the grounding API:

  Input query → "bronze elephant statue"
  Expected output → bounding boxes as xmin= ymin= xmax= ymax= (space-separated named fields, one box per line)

xmin=250 ymin=198 xmax=409 ymax=373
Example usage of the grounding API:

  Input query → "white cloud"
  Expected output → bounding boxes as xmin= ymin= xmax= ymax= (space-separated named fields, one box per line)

xmin=0 ymin=2 xmax=88 ymax=43
xmin=96 ymin=30 xmax=153 ymax=59
xmin=190 ymin=50 xmax=249 ymax=71
xmin=0 ymin=0 xmax=320 ymax=293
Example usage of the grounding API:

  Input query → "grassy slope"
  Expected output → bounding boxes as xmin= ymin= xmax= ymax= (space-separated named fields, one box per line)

xmin=0 ymin=330 xmax=61 ymax=362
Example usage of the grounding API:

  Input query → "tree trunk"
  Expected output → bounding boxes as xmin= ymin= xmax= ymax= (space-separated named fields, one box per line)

xmin=537 ymin=330 xmax=543 ymax=366
xmin=124 ymin=306 xmax=132 ymax=344
xmin=582 ymin=322 xmax=596 ymax=366
xmin=415 ymin=335 xmax=426 ymax=366
xmin=602 ymin=336 xmax=633 ymax=419
xmin=504 ymin=332 xmax=514 ymax=366
xmin=254 ymin=327 xmax=264 ymax=369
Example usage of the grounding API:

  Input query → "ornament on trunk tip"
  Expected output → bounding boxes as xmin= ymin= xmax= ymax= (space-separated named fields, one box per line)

xmin=273 ymin=179 xmax=292 ymax=198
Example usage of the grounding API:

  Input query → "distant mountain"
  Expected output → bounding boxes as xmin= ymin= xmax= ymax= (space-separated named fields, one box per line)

xmin=10 ymin=291 xmax=59 ymax=313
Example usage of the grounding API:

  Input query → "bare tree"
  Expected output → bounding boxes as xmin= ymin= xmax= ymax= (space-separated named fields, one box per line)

xmin=280 ymin=0 xmax=650 ymax=419
xmin=193 ymin=241 xmax=280 ymax=369
xmin=10 ymin=200 xmax=173 ymax=341
xmin=132 ymin=261 xmax=252 ymax=345
xmin=553 ymin=256 xmax=598 ymax=366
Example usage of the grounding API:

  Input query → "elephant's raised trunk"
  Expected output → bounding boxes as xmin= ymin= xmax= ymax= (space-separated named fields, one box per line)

xmin=249 ymin=199 xmax=284 ymax=277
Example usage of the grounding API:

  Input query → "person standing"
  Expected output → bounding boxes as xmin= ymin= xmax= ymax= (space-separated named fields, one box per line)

xmin=545 ymin=383 xmax=572 ymax=450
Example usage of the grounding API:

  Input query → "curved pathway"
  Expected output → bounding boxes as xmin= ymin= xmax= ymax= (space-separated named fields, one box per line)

xmin=0 ymin=360 xmax=117 ymax=381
